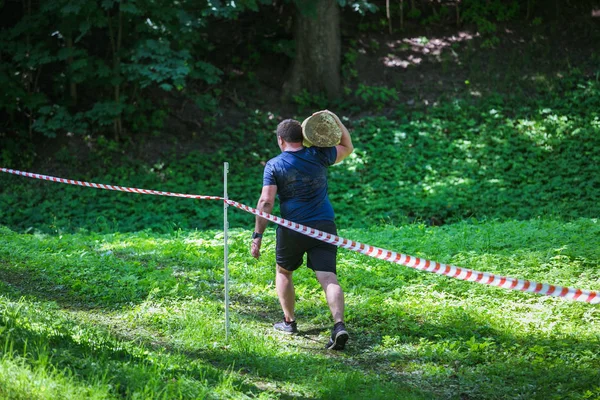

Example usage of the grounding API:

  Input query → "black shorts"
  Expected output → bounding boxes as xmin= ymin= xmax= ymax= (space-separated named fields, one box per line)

xmin=276 ymin=220 xmax=338 ymax=274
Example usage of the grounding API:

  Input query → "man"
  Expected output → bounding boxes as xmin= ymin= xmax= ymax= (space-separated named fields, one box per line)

xmin=250 ymin=110 xmax=354 ymax=350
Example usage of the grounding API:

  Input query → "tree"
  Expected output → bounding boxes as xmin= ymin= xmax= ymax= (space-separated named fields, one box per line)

xmin=0 ymin=0 xmax=225 ymax=143
xmin=283 ymin=0 xmax=342 ymax=101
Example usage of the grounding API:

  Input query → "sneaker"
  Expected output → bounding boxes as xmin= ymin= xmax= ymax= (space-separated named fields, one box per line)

xmin=326 ymin=322 xmax=349 ymax=350
xmin=273 ymin=319 xmax=298 ymax=334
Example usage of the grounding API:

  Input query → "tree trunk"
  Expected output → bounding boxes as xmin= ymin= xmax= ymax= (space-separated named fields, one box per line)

xmin=282 ymin=0 xmax=341 ymax=101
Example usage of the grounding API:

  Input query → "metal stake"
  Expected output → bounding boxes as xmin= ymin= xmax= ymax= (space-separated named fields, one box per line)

xmin=224 ymin=162 xmax=230 ymax=340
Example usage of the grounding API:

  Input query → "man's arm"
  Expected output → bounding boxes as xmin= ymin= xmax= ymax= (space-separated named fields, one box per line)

xmin=254 ymin=184 xmax=277 ymax=233
xmin=328 ymin=112 xmax=354 ymax=164
xmin=251 ymin=184 xmax=277 ymax=259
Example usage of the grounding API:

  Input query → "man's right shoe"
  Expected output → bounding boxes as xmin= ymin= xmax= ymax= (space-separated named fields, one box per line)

xmin=274 ymin=319 xmax=298 ymax=334
xmin=326 ymin=322 xmax=349 ymax=350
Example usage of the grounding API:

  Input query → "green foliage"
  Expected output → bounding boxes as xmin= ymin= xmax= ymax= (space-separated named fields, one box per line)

xmin=420 ymin=5 xmax=451 ymax=25
xmin=354 ymin=84 xmax=399 ymax=111
xmin=346 ymin=0 xmax=378 ymax=15
xmin=33 ymin=106 xmax=89 ymax=138
xmin=190 ymin=61 xmax=223 ymax=85
xmin=342 ymin=42 xmax=360 ymax=81
xmin=0 ymin=134 xmax=36 ymax=170
xmin=0 ymin=0 xmax=229 ymax=142
xmin=86 ymin=101 xmax=129 ymax=127
xmin=260 ymin=38 xmax=295 ymax=59
xmin=377 ymin=0 xmax=522 ymax=46
xmin=330 ymin=74 xmax=600 ymax=226
xmin=292 ymin=89 xmax=330 ymax=113
xmin=407 ymin=7 xmax=422 ymax=20
xmin=130 ymin=99 xmax=169 ymax=135
xmin=1 ymin=73 xmax=599 ymax=233
xmin=462 ymin=0 xmax=520 ymax=23
xmin=123 ymin=40 xmax=192 ymax=90
xmin=459 ymin=0 xmax=519 ymax=47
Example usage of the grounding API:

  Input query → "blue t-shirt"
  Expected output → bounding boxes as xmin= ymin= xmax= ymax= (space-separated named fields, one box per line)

xmin=263 ymin=147 xmax=337 ymax=224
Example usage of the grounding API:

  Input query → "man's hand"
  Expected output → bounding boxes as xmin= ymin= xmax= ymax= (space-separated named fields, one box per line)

xmin=251 ymin=238 xmax=262 ymax=259
xmin=252 ymin=185 xmax=276 ymax=259
xmin=325 ymin=110 xmax=353 ymax=164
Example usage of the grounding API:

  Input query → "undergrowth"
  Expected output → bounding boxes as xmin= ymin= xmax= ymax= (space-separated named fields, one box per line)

xmin=1 ymin=72 xmax=598 ymax=234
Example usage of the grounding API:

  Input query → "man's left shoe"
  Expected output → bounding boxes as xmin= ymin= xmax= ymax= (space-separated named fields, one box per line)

xmin=325 ymin=322 xmax=349 ymax=350
xmin=274 ymin=319 xmax=298 ymax=334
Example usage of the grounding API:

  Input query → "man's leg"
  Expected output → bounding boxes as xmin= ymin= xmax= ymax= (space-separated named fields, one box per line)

xmin=315 ymin=270 xmax=348 ymax=350
xmin=276 ymin=264 xmax=296 ymax=322
xmin=315 ymin=271 xmax=344 ymax=323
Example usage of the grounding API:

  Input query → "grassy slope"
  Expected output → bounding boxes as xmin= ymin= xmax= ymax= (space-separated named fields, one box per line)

xmin=1 ymin=219 xmax=599 ymax=399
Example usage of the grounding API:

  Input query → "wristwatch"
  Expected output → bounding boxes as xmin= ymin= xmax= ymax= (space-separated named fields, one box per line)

xmin=251 ymin=232 xmax=263 ymax=239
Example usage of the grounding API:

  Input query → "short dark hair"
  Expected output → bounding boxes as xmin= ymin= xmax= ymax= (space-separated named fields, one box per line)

xmin=277 ymin=119 xmax=303 ymax=143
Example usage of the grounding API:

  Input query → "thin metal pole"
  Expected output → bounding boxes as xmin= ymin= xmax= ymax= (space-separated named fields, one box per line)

xmin=224 ymin=162 xmax=230 ymax=341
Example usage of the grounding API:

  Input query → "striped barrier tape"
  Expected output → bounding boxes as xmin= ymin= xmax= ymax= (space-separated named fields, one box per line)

xmin=1 ymin=167 xmax=598 ymax=305
xmin=0 ymin=168 xmax=223 ymax=201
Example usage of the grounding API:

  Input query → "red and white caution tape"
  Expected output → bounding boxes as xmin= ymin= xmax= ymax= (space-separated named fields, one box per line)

xmin=0 ymin=168 xmax=222 ymax=201
xmin=2 ymin=167 xmax=598 ymax=304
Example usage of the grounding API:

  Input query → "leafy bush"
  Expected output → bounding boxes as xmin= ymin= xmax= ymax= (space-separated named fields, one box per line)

xmin=354 ymin=84 xmax=399 ymax=111
xmin=0 ymin=0 xmax=228 ymax=142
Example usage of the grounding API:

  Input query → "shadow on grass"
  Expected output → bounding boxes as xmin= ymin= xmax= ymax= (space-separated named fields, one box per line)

xmin=95 ymin=292 xmax=600 ymax=399
xmin=0 ymin=301 xmax=304 ymax=399
xmin=341 ymin=294 xmax=600 ymax=399
xmin=0 ymin=288 xmax=428 ymax=399
xmin=0 ymin=250 xmax=226 ymax=311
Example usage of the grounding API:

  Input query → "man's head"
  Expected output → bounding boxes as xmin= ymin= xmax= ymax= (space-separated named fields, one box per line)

xmin=277 ymin=119 xmax=303 ymax=144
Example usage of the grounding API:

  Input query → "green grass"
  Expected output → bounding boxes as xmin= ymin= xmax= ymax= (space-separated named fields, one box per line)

xmin=1 ymin=219 xmax=599 ymax=399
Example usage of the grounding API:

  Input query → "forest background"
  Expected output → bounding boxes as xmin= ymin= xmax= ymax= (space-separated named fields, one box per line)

xmin=1 ymin=0 xmax=600 ymax=399
xmin=1 ymin=0 xmax=598 ymax=232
